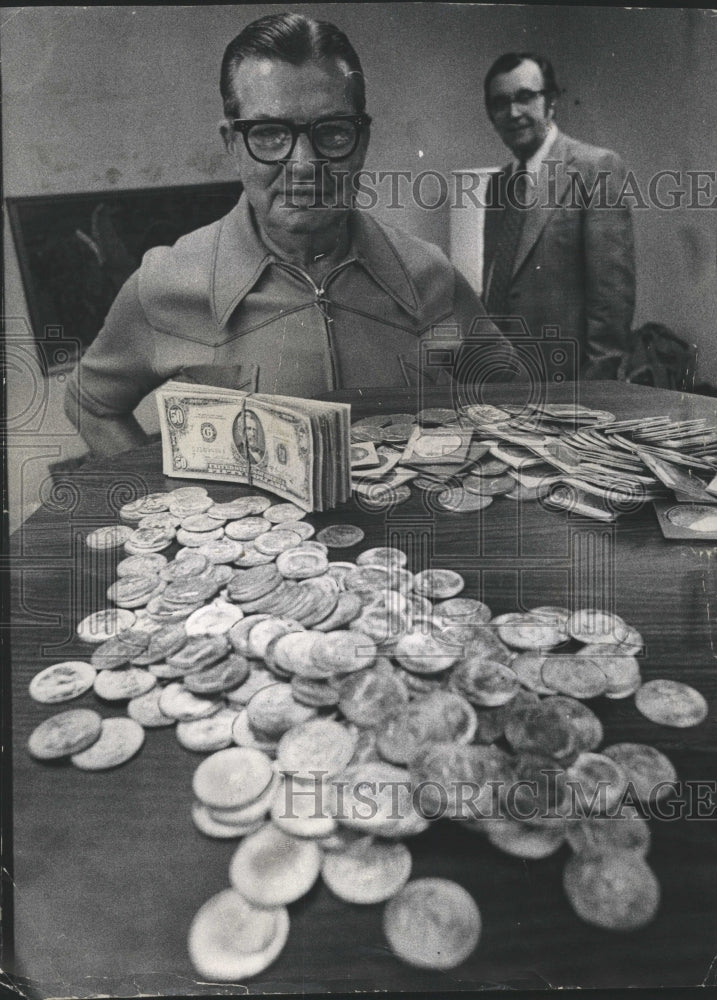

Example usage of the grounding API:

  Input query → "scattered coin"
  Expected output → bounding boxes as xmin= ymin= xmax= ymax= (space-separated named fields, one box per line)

xmin=567 ymin=609 xmax=631 ymax=645
xmin=169 ymin=486 xmax=209 ymax=500
xmin=167 ymin=495 xmax=213 ymax=518
xmin=191 ymin=802 xmax=263 ymax=840
xmin=120 ymin=493 xmax=171 ymax=521
xmin=28 ymin=708 xmax=103 ymax=760
xmin=437 ymin=488 xmax=493 ymax=513
xmin=277 ymin=718 xmax=356 ymax=779
xmin=635 ymin=679 xmax=708 ymax=728
xmin=322 ymin=837 xmax=412 ymax=904
xmin=418 ymin=407 xmax=459 ymax=426
xmin=563 ymin=852 xmax=660 ymax=931
xmin=86 ymin=525 xmax=135 ymax=550
xmin=566 ymin=806 xmax=651 ymax=858
xmin=185 ymin=600 xmax=244 ymax=636
xmin=541 ymin=655 xmax=609 ymax=700
xmin=246 ymin=682 xmax=317 ymax=739
xmin=117 ymin=553 xmax=168 ymax=577
xmin=313 ymin=592 xmax=363 ymax=632
xmin=233 ymin=545 xmax=276 ymax=567
xmin=276 ymin=547 xmax=329 ymax=580
xmin=127 ymin=687 xmax=175 ymax=728
xmin=125 ymin=525 xmax=176 ymax=554
xmin=451 ymin=656 xmax=520 ymax=707
xmin=265 ymin=503 xmax=307 ymax=523
xmin=208 ymin=496 xmax=272 ymax=519
xmin=468 ymin=457 xmax=510 ymax=477
xmin=187 ymin=888 xmax=289 ymax=981
xmin=316 ymin=524 xmax=365 ymax=548
xmin=433 ymin=597 xmax=492 ymax=628
xmin=253 ymin=529 xmax=302 ymax=555
xmin=183 ymin=655 xmax=251 ymax=696
xmin=176 ymin=708 xmax=239 ymax=752
xmin=383 ymin=878 xmax=481 ymax=969
xmin=137 ymin=511 xmax=180 ymax=532
xmin=353 ymin=414 xmax=391 ymax=428
xmin=193 ymin=746 xmax=274 ymax=810
xmin=176 ymin=526 xmax=224 ymax=548
xmin=377 ymin=691 xmax=477 ymax=765
xmin=160 ymin=551 xmax=209 ymax=581
xmin=602 ymin=742 xmax=677 ymax=802
xmin=564 ymin=751 xmax=629 ymax=814
xmin=413 ymin=569 xmax=464 ymax=600
xmin=77 ymin=609 xmax=136 ymax=644
xmin=29 ymin=661 xmax=96 ymax=704
xmin=351 ymin=425 xmax=384 ymax=443
xmin=71 ymin=717 xmax=145 ymax=770
xmin=271 ymin=775 xmax=337 ymax=838
xmin=394 ymin=630 xmax=462 ymax=675
xmin=511 ymin=653 xmax=558 ymax=696
xmin=495 ymin=612 xmax=566 ymax=651
xmin=195 ymin=538 xmax=244 ymax=564
xmin=486 ymin=818 xmax=566 ymax=859
xmin=229 ymin=823 xmax=322 ymax=906
xmin=464 ymin=474 xmax=515 ymax=497
xmin=94 ymin=666 xmax=156 ymax=702
xmin=107 ymin=575 xmax=165 ymax=609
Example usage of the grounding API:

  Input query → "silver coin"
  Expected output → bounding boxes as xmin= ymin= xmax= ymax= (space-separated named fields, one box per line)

xmin=86 ymin=525 xmax=135 ymax=550
xmin=316 ymin=524 xmax=365 ymax=548
xmin=437 ymin=488 xmax=493 ymax=513
xmin=29 ymin=661 xmax=97 ymax=704
xmin=265 ymin=503 xmax=307 ymax=524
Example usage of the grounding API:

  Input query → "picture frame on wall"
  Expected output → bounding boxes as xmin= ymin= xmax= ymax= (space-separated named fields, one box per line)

xmin=6 ymin=181 xmax=243 ymax=372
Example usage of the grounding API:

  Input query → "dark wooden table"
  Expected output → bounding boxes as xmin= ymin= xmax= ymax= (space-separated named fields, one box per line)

xmin=7 ymin=382 xmax=717 ymax=998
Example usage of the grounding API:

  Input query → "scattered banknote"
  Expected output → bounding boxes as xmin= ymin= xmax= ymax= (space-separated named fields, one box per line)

xmin=349 ymin=404 xmax=717 ymax=520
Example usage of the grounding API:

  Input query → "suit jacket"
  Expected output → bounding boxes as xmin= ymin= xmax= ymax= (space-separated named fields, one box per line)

xmin=483 ymin=130 xmax=635 ymax=379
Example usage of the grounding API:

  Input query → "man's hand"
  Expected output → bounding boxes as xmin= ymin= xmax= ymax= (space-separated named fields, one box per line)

xmin=66 ymin=399 xmax=149 ymax=458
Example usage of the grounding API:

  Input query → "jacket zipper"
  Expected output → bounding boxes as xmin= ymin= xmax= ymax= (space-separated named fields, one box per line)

xmin=275 ymin=259 xmax=355 ymax=391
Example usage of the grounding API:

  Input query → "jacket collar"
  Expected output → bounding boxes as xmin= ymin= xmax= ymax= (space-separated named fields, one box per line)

xmin=211 ymin=194 xmax=422 ymax=327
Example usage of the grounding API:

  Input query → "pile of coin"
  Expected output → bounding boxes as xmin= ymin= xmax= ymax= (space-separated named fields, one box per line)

xmin=26 ymin=483 xmax=710 ymax=980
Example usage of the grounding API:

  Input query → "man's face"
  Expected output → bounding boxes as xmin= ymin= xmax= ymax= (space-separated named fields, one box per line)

xmin=488 ymin=59 xmax=554 ymax=160
xmin=223 ymin=57 xmax=369 ymax=241
xmin=245 ymin=412 xmax=259 ymax=449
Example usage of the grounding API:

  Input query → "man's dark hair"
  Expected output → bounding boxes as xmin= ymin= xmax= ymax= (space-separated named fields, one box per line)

xmin=220 ymin=12 xmax=366 ymax=117
xmin=484 ymin=52 xmax=560 ymax=116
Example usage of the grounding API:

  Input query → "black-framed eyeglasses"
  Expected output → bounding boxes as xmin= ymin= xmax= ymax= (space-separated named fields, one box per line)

xmin=228 ymin=114 xmax=372 ymax=164
xmin=488 ymin=89 xmax=547 ymax=117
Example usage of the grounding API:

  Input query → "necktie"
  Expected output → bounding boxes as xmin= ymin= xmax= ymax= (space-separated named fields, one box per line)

xmin=486 ymin=164 xmax=527 ymax=316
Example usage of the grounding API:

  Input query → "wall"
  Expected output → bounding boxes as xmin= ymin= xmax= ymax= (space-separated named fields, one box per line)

xmin=3 ymin=4 xmax=717 ymax=530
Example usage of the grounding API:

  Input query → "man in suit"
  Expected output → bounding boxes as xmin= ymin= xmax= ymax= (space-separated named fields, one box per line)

xmin=482 ymin=52 xmax=635 ymax=379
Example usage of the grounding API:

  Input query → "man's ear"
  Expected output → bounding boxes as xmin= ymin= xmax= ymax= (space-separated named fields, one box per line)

xmin=355 ymin=121 xmax=371 ymax=166
xmin=220 ymin=121 xmax=234 ymax=153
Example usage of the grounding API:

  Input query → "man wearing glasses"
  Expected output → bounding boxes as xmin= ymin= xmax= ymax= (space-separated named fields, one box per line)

xmin=482 ymin=52 xmax=635 ymax=379
xmin=66 ymin=12 xmax=508 ymax=457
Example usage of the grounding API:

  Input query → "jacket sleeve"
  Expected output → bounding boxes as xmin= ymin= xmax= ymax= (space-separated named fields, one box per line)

xmin=581 ymin=150 xmax=636 ymax=379
xmin=64 ymin=271 xmax=165 ymax=418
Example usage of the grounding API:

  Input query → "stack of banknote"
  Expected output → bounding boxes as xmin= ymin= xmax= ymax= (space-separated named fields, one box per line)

xmin=157 ymin=382 xmax=351 ymax=512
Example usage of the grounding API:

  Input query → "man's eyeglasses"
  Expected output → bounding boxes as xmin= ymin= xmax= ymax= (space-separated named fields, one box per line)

xmin=488 ymin=89 xmax=547 ymax=117
xmin=228 ymin=114 xmax=372 ymax=164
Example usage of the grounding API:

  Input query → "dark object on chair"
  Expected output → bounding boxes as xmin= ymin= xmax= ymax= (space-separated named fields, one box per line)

xmin=617 ymin=323 xmax=697 ymax=392
xmin=7 ymin=181 xmax=242 ymax=372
